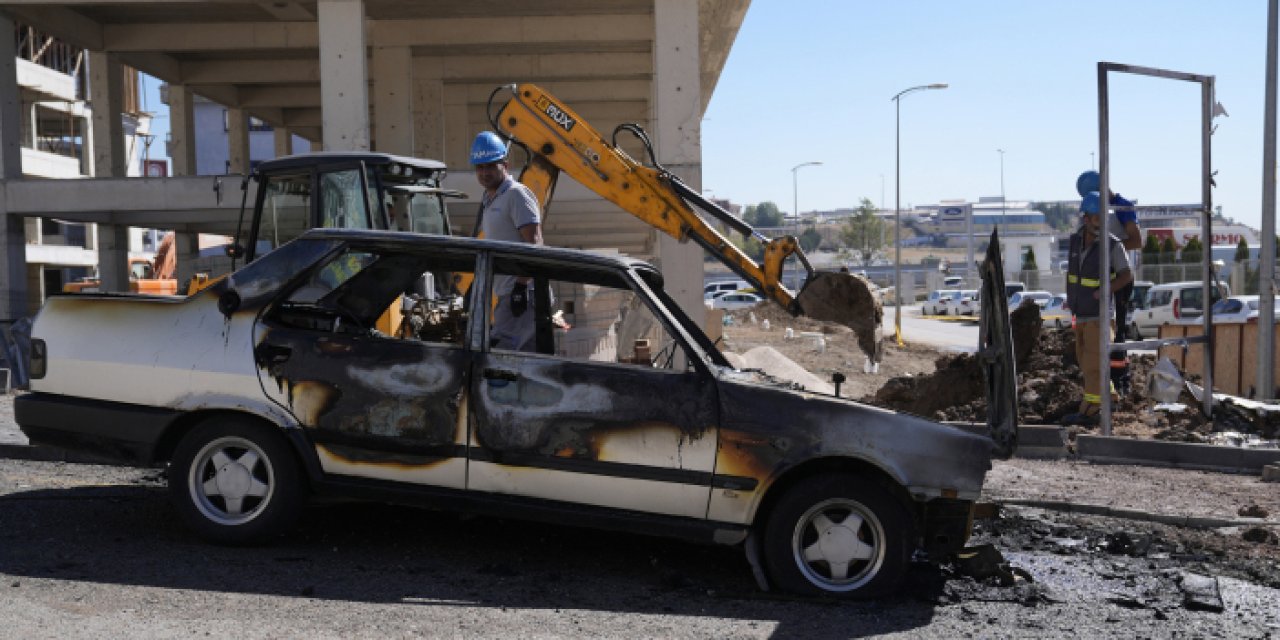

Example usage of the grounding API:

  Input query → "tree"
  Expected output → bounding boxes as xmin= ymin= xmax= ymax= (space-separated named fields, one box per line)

xmin=745 ymin=201 xmax=783 ymax=227
xmin=1160 ymin=237 xmax=1177 ymax=265
xmin=1142 ymin=234 xmax=1163 ymax=265
xmin=1020 ymin=246 xmax=1039 ymax=271
xmin=1180 ymin=237 xmax=1203 ymax=264
xmin=1235 ymin=237 xmax=1251 ymax=264
xmin=798 ymin=226 xmax=822 ymax=252
xmin=839 ymin=198 xmax=885 ymax=264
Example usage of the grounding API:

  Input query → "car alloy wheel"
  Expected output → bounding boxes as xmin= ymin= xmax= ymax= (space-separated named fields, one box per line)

xmin=170 ymin=418 xmax=304 ymax=544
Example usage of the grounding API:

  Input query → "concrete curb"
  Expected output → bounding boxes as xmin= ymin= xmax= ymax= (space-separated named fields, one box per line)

xmin=949 ymin=423 xmax=1069 ymax=459
xmin=996 ymin=499 xmax=1278 ymax=530
xmin=1076 ymin=435 xmax=1280 ymax=474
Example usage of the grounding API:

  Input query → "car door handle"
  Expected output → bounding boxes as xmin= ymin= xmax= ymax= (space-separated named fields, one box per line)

xmin=482 ymin=368 xmax=519 ymax=382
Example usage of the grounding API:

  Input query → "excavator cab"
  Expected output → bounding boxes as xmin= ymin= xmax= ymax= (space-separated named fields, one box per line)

xmin=231 ymin=152 xmax=464 ymax=264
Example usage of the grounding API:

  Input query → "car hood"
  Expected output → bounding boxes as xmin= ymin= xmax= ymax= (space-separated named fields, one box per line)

xmin=713 ymin=372 xmax=994 ymax=498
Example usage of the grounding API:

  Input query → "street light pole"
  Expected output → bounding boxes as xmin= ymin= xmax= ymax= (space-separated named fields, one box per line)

xmin=998 ymin=148 xmax=1006 ymax=263
xmin=892 ymin=83 xmax=948 ymax=346
xmin=791 ymin=160 xmax=822 ymax=235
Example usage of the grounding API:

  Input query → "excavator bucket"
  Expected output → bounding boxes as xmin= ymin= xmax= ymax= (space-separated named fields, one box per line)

xmin=795 ymin=271 xmax=884 ymax=362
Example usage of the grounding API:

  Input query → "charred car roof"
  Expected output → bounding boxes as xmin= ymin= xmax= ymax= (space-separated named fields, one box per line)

xmin=292 ymin=228 xmax=665 ymax=285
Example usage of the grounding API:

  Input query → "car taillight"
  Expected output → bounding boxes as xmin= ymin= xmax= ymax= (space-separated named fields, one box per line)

xmin=29 ymin=338 xmax=45 ymax=379
xmin=1173 ymin=298 xmax=1181 ymax=319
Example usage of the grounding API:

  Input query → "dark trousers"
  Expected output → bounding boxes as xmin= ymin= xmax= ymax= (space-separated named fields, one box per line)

xmin=1113 ymin=282 xmax=1134 ymax=342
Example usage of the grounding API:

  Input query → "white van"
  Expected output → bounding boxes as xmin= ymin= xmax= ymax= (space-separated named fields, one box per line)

xmin=703 ymin=280 xmax=750 ymax=300
xmin=1130 ymin=280 xmax=1229 ymax=339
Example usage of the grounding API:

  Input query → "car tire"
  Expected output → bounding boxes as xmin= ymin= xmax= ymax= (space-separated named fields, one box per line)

xmin=169 ymin=417 xmax=305 ymax=544
xmin=1055 ymin=319 xmax=1066 ymax=329
xmin=762 ymin=473 xmax=912 ymax=598
xmin=1129 ymin=323 xmax=1142 ymax=340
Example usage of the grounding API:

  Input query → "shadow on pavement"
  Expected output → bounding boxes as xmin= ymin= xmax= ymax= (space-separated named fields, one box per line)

xmin=0 ymin=482 xmax=945 ymax=637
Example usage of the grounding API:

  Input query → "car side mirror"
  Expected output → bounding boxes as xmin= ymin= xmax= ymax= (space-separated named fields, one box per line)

xmin=225 ymin=243 xmax=244 ymax=259
xmin=218 ymin=290 xmax=241 ymax=317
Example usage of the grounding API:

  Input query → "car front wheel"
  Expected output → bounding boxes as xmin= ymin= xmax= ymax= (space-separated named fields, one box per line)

xmin=762 ymin=473 xmax=912 ymax=598
xmin=169 ymin=417 xmax=305 ymax=544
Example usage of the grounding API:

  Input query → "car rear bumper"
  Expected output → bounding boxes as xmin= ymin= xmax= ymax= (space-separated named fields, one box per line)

xmin=15 ymin=392 xmax=178 ymax=465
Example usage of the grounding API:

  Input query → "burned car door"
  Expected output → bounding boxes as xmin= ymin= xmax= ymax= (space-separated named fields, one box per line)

xmin=978 ymin=230 xmax=1018 ymax=458
xmin=467 ymin=255 xmax=719 ymax=519
xmin=255 ymin=243 xmax=477 ymax=488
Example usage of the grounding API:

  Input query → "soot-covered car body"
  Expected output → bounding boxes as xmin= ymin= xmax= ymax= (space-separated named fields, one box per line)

xmin=16 ymin=229 xmax=1014 ymax=598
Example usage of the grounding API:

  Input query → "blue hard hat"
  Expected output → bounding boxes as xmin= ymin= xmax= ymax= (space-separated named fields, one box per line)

xmin=1076 ymin=170 xmax=1100 ymax=197
xmin=1080 ymin=191 xmax=1101 ymax=215
xmin=470 ymin=131 xmax=508 ymax=165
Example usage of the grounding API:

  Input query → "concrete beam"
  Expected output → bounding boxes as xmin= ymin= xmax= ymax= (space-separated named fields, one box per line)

xmin=371 ymin=14 xmax=652 ymax=48
xmin=182 ymin=58 xmax=321 ymax=85
xmin=95 ymin=14 xmax=649 ymax=53
xmin=318 ymin=0 xmax=369 ymax=151
xmin=257 ymin=1 xmax=314 ymax=21
xmin=3 ymin=176 xmax=242 ymax=233
xmin=697 ymin=0 xmax=749 ymax=110
xmin=372 ymin=45 xmax=412 ymax=156
xmin=103 ymin=21 xmax=320 ymax=53
xmin=239 ymin=85 xmax=322 ymax=109
xmin=430 ymin=52 xmax=651 ymax=83
xmin=282 ymin=107 xmax=322 ymax=128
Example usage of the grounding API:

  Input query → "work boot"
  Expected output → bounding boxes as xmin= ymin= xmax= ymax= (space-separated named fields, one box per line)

xmin=1110 ymin=361 xmax=1132 ymax=398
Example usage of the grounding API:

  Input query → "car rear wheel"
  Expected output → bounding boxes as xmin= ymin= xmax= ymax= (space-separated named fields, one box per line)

xmin=169 ymin=417 xmax=305 ymax=544
xmin=762 ymin=473 xmax=912 ymax=598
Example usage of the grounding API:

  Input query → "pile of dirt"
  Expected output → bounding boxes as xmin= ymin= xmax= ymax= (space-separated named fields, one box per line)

xmin=861 ymin=305 xmax=1196 ymax=436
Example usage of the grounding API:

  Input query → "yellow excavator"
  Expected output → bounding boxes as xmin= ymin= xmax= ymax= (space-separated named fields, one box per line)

xmin=485 ymin=84 xmax=884 ymax=360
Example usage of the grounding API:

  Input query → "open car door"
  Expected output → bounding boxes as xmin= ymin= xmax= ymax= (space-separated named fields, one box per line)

xmin=978 ymin=230 xmax=1018 ymax=459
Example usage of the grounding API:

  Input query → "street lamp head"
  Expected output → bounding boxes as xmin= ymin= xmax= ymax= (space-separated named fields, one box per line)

xmin=892 ymin=83 xmax=950 ymax=101
xmin=791 ymin=161 xmax=823 ymax=172
xmin=927 ymin=83 xmax=949 ymax=90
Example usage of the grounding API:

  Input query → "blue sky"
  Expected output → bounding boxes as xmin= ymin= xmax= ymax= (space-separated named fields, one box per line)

xmin=703 ymin=1 xmax=1271 ymax=227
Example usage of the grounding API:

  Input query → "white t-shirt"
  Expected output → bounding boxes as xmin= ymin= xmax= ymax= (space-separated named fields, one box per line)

xmin=480 ymin=175 xmax=541 ymax=295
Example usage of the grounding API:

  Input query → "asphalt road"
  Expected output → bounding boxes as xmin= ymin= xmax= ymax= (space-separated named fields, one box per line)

xmin=1 ymin=457 xmax=1277 ymax=639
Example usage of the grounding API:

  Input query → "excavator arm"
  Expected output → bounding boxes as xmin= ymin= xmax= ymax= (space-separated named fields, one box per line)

xmin=488 ymin=83 xmax=883 ymax=360
xmin=493 ymin=84 xmax=807 ymax=313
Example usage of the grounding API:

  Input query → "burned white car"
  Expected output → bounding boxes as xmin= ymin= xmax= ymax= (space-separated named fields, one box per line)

xmin=16 ymin=229 xmax=1015 ymax=598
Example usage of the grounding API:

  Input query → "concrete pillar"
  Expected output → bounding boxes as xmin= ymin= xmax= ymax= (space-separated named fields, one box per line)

xmin=372 ymin=45 xmax=413 ymax=156
xmin=227 ymin=108 xmax=250 ymax=173
xmin=318 ymin=0 xmax=370 ymax=151
xmin=413 ymin=57 xmax=445 ymax=161
xmin=0 ymin=13 xmax=28 ymax=318
xmin=166 ymin=84 xmax=199 ymax=288
xmin=653 ymin=0 xmax=705 ymax=328
xmin=443 ymin=86 xmax=469 ymax=168
xmin=273 ymin=127 xmax=293 ymax=157
xmin=89 ymin=50 xmax=130 ymax=293
xmin=168 ymin=85 xmax=196 ymax=175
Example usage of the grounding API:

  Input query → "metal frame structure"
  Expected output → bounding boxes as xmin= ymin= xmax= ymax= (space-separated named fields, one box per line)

xmin=1097 ymin=62 xmax=1218 ymax=434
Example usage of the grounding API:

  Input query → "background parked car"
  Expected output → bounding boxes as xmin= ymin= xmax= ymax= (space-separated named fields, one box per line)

xmin=1195 ymin=295 xmax=1280 ymax=324
xmin=1041 ymin=294 xmax=1071 ymax=329
xmin=923 ymin=289 xmax=959 ymax=315
xmin=710 ymin=292 xmax=762 ymax=311
xmin=946 ymin=289 xmax=981 ymax=317
xmin=1008 ymin=290 xmax=1053 ymax=310
xmin=703 ymin=280 xmax=749 ymax=300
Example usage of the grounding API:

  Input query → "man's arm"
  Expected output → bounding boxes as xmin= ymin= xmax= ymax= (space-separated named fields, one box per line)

xmin=1121 ymin=221 xmax=1142 ymax=250
xmin=518 ymin=222 xmax=543 ymax=245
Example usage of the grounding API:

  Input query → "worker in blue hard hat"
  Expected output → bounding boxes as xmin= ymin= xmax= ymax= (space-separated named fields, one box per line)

xmin=1077 ymin=170 xmax=1142 ymax=397
xmin=471 ymin=130 xmax=544 ymax=352
xmin=1063 ymin=191 xmax=1134 ymax=426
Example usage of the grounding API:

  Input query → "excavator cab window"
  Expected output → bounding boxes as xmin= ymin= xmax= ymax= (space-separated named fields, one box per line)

xmin=248 ymin=170 xmax=312 ymax=260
